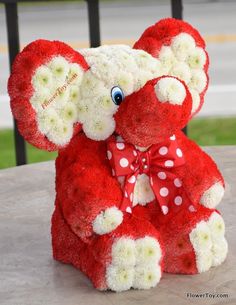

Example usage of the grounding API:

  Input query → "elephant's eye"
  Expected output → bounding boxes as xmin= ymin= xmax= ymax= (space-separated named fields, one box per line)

xmin=111 ymin=86 xmax=124 ymax=105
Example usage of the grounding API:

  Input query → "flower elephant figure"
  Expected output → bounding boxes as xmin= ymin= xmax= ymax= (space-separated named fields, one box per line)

xmin=8 ymin=18 xmax=228 ymax=292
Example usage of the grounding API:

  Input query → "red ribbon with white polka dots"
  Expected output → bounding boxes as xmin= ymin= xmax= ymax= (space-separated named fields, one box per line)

xmin=107 ymin=135 xmax=195 ymax=215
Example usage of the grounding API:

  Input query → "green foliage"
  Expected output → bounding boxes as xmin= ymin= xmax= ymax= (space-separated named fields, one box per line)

xmin=0 ymin=117 xmax=236 ymax=169
xmin=0 ymin=129 xmax=57 ymax=169
xmin=188 ymin=117 xmax=236 ymax=146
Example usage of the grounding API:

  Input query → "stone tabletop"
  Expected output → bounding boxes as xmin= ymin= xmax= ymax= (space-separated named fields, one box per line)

xmin=0 ymin=146 xmax=236 ymax=305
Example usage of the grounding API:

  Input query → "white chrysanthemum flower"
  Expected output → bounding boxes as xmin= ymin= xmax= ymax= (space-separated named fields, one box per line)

xmin=59 ymin=102 xmax=78 ymax=123
xmin=116 ymin=50 xmax=137 ymax=73
xmin=80 ymin=71 xmax=105 ymax=98
xmin=85 ymin=50 xmax=109 ymax=70
xmin=80 ymin=47 xmax=100 ymax=58
xmin=81 ymin=45 xmax=161 ymax=99
xmin=133 ymin=264 xmax=161 ymax=290
xmin=135 ymin=236 xmax=162 ymax=265
xmin=195 ymin=250 xmax=213 ymax=273
xmin=48 ymin=56 xmax=69 ymax=81
xmin=76 ymin=101 xmax=89 ymax=124
xmin=32 ymin=65 xmax=53 ymax=91
xmin=37 ymin=108 xmax=60 ymax=134
xmin=200 ymin=182 xmax=224 ymax=209
xmin=150 ymin=59 xmax=163 ymax=77
xmin=155 ymin=77 xmax=186 ymax=105
xmin=68 ymin=63 xmax=84 ymax=85
xmin=90 ymin=58 xmax=119 ymax=87
xmin=95 ymin=57 xmax=114 ymax=75
xmin=83 ymin=115 xmax=116 ymax=141
xmin=189 ymin=69 xmax=207 ymax=93
xmin=106 ymin=265 xmax=134 ymax=292
xmin=189 ymin=221 xmax=212 ymax=252
xmin=170 ymin=62 xmax=191 ymax=84
xmin=135 ymin=51 xmax=151 ymax=67
xmin=69 ymin=85 xmax=80 ymax=104
xmin=134 ymin=71 xmax=154 ymax=92
xmin=159 ymin=46 xmax=177 ymax=74
xmin=190 ymin=89 xmax=201 ymax=114
xmin=133 ymin=174 xmax=155 ymax=206
xmin=83 ymin=91 xmax=115 ymax=117
xmin=97 ymin=95 xmax=118 ymax=115
xmin=92 ymin=207 xmax=123 ymax=235
xmin=187 ymin=47 xmax=207 ymax=69
xmin=135 ymin=51 xmax=162 ymax=75
xmin=116 ymin=72 xmax=134 ymax=95
xmin=53 ymin=83 xmax=70 ymax=109
xmin=49 ymin=77 xmax=65 ymax=92
xmin=207 ymin=212 xmax=225 ymax=240
xmin=30 ymin=87 xmax=52 ymax=112
xmin=112 ymin=238 xmax=136 ymax=267
xmin=47 ymin=120 xmax=73 ymax=146
xmin=211 ymin=237 xmax=228 ymax=267
xmin=171 ymin=33 xmax=196 ymax=61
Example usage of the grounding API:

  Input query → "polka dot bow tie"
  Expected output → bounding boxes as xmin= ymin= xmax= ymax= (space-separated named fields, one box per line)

xmin=107 ymin=135 xmax=192 ymax=215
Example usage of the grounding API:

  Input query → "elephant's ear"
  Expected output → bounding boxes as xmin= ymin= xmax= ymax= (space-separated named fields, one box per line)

xmin=134 ymin=18 xmax=209 ymax=116
xmin=8 ymin=39 xmax=89 ymax=151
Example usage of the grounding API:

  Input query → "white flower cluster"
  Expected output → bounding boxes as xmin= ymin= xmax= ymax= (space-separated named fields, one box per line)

xmin=189 ymin=213 xmax=228 ymax=273
xmin=208 ymin=212 xmax=228 ymax=267
xmin=30 ymin=46 xmax=163 ymax=143
xmin=111 ymin=237 xmax=136 ymax=266
xmin=30 ymin=36 xmax=207 ymax=144
xmin=155 ymin=77 xmax=186 ymax=105
xmin=79 ymin=45 xmax=163 ymax=140
xmin=106 ymin=265 xmax=134 ymax=292
xmin=133 ymin=264 xmax=161 ymax=290
xmin=31 ymin=56 xmax=84 ymax=146
xmin=135 ymin=236 xmax=162 ymax=265
xmin=158 ymin=33 xmax=207 ymax=113
xmin=133 ymin=174 xmax=155 ymax=205
xmin=200 ymin=182 xmax=225 ymax=209
xmin=106 ymin=236 xmax=162 ymax=291
xmin=92 ymin=207 xmax=123 ymax=235
xmin=78 ymin=37 xmax=207 ymax=141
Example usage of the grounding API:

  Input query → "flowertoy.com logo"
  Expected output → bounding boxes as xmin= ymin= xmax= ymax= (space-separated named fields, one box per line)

xmin=186 ymin=292 xmax=229 ymax=299
xmin=41 ymin=73 xmax=78 ymax=109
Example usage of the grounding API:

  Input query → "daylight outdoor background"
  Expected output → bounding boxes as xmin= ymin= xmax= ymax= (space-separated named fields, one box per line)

xmin=0 ymin=0 xmax=236 ymax=169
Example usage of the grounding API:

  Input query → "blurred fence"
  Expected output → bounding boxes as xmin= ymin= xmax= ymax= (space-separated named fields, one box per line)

xmin=0 ymin=0 xmax=183 ymax=166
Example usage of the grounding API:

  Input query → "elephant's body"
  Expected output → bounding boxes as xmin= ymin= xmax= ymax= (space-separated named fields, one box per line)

xmin=51 ymin=132 xmax=227 ymax=290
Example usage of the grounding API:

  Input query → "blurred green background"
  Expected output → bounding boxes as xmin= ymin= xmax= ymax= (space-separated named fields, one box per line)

xmin=1 ymin=117 xmax=236 ymax=169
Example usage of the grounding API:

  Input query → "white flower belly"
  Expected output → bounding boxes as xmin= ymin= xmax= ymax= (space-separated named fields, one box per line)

xmin=118 ymin=174 xmax=155 ymax=207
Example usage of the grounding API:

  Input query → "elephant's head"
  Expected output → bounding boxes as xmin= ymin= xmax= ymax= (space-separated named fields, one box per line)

xmin=8 ymin=18 xmax=208 ymax=150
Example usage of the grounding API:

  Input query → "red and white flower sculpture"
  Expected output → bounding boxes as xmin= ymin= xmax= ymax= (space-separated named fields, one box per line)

xmin=8 ymin=18 xmax=227 ymax=292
